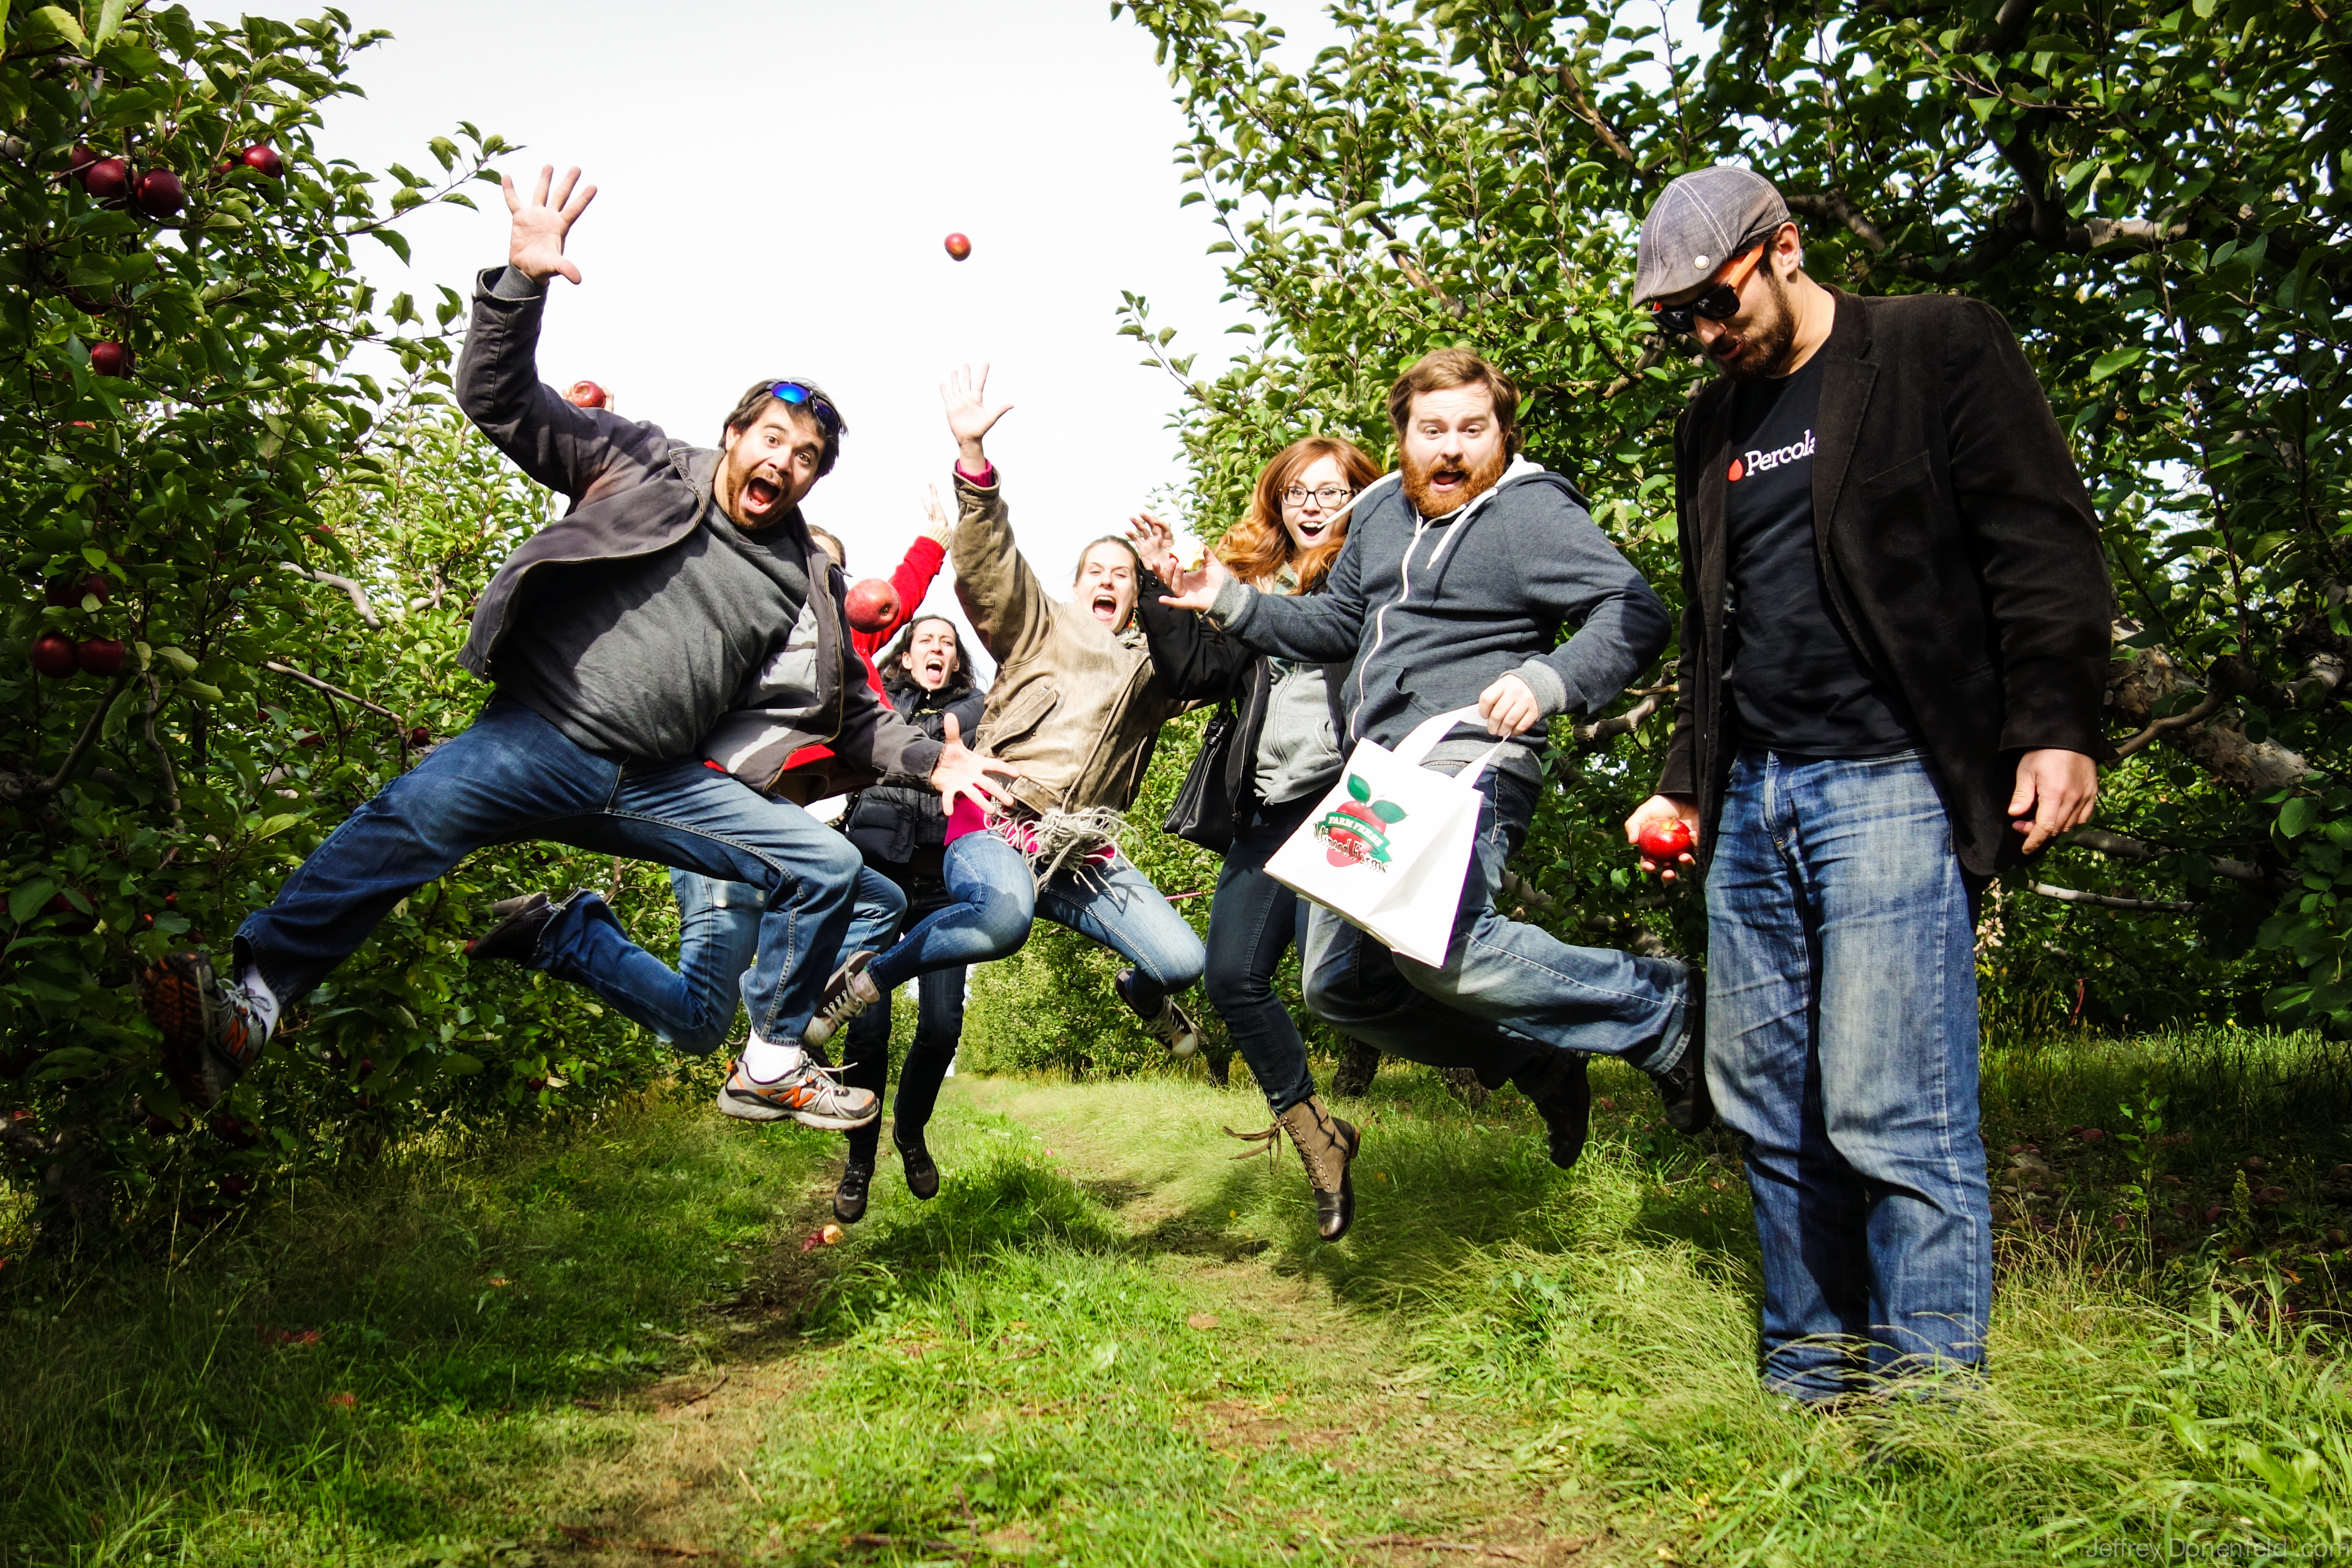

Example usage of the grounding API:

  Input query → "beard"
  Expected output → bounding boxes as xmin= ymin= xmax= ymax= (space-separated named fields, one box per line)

xmin=1707 ymin=267 xmax=1801 ymax=382
xmin=1401 ymin=438 xmax=1511 ymax=517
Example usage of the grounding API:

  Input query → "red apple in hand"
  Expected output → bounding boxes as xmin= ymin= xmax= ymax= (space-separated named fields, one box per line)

xmin=77 ymin=638 xmax=125 ymax=678
xmin=844 ymin=577 xmax=900 ymax=632
xmin=134 ymin=168 xmax=184 ymax=219
xmin=240 ymin=144 xmax=284 ymax=179
xmin=1637 ymin=817 xmax=1695 ymax=863
xmin=30 ymin=634 xmax=78 ymax=678
xmin=943 ymin=232 xmax=972 ymax=261
xmin=565 ymin=380 xmax=608 ymax=409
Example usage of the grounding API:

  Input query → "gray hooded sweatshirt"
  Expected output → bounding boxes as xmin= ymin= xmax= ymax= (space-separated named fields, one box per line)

xmin=1208 ymin=460 xmax=1670 ymax=785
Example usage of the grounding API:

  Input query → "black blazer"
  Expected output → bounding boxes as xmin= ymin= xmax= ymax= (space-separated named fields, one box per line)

xmin=1655 ymin=288 xmax=2117 ymax=878
xmin=1134 ymin=567 xmax=1349 ymax=831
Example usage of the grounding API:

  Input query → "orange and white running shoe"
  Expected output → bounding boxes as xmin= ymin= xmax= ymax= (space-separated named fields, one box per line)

xmin=714 ymin=1053 xmax=879 ymax=1129
xmin=140 ymin=950 xmax=271 ymax=1109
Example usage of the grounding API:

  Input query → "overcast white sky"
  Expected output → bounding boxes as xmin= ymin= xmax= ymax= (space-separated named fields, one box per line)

xmin=220 ymin=0 xmax=1345 ymax=671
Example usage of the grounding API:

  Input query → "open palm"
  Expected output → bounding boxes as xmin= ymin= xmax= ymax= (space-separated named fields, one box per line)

xmin=939 ymin=364 xmax=1013 ymax=458
xmin=503 ymin=164 xmax=598 ymax=285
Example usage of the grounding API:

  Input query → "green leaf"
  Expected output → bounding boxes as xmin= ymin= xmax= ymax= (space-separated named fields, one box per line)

xmin=154 ymin=646 xmax=198 ymax=674
xmin=9 ymin=878 xmax=57 ymax=926
xmin=2089 ymin=346 xmax=2144 ymax=383
xmin=1371 ymin=800 xmax=1407 ymax=823
xmin=1347 ymin=774 xmax=1371 ymax=802
xmin=90 ymin=0 xmax=124 ymax=45
xmin=2280 ymin=797 xmax=2317 ymax=838
xmin=255 ymin=813 xmax=301 ymax=840
xmin=22 ymin=4 xmax=87 ymax=49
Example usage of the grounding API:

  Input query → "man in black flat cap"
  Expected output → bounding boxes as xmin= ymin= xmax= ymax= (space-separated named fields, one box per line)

xmin=1623 ymin=165 xmax=2115 ymax=1404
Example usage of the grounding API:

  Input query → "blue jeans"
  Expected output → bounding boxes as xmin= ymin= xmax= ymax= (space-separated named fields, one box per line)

xmin=627 ymin=866 xmax=907 ymax=1056
xmin=1302 ymin=767 xmax=1690 ymax=1081
xmin=1206 ymin=792 xmax=1320 ymax=1115
xmin=866 ymin=830 xmax=1206 ymax=1012
xmin=234 ymin=698 xmax=862 ymax=1045
xmin=1705 ymin=749 xmax=1990 ymax=1400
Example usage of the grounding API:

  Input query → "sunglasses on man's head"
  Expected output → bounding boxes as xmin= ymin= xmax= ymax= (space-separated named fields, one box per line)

xmin=1647 ymin=242 xmax=1769 ymax=336
xmin=767 ymin=379 xmax=846 ymax=436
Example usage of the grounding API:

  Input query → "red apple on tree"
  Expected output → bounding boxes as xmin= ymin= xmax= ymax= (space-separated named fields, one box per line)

xmin=943 ymin=232 xmax=972 ymax=261
xmin=80 ymin=156 xmax=130 ymax=202
xmin=564 ymin=380 xmax=608 ymax=409
xmin=240 ymin=144 xmax=284 ymax=179
xmin=77 ymin=638 xmax=125 ymax=678
xmin=134 ymin=168 xmax=184 ymax=219
xmin=89 ymin=340 xmax=131 ymax=378
xmin=30 ymin=633 xmax=78 ymax=679
xmin=844 ymin=577 xmax=900 ymax=632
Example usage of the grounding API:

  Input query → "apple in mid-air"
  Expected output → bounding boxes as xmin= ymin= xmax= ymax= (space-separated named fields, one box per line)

xmin=565 ymin=380 xmax=608 ymax=409
xmin=843 ymin=578 xmax=900 ymax=633
xmin=1637 ymin=817 xmax=1695 ymax=862
xmin=943 ymin=232 xmax=972 ymax=261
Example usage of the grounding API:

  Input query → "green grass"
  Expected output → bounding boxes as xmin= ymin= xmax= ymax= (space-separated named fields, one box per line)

xmin=7 ymin=1030 xmax=2352 ymax=1565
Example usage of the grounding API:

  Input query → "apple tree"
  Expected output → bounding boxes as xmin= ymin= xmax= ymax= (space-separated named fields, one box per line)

xmin=0 ymin=4 xmax=679 ymax=1242
xmin=1108 ymin=0 xmax=2349 ymax=1041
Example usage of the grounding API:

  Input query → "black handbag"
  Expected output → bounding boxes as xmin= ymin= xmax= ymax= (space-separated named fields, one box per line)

xmin=1163 ymin=699 xmax=1240 ymax=853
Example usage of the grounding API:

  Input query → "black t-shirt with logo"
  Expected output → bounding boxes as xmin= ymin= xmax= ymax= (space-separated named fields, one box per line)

xmin=1722 ymin=352 xmax=1920 ymax=758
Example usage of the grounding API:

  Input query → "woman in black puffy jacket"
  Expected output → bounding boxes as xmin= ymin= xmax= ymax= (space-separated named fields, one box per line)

xmin=829 ymin=614 xmax=989 ymax=1222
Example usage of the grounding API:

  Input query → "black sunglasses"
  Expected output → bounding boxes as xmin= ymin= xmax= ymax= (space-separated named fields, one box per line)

xmin=767 ymin=379 xmax=847 ymax=436
xmin=1647 ymin=240 xmax=1770 ymax=336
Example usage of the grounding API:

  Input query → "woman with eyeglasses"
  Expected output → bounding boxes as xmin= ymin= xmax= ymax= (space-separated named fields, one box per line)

xmin=1126 ymin=435 xmax=1381 ymax=1242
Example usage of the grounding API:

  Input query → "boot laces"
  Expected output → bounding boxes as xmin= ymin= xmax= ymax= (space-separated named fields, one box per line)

xmin=1223 ymin=1121 xmax=1281 ymax=1171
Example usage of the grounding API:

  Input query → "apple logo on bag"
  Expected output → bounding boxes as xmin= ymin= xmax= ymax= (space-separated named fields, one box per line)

xmin=1317 ymin=774 xmax=1408 ymax=868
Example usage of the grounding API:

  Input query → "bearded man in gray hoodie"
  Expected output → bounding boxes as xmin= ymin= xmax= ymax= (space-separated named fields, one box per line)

xmin=1160 ymin=350 xmax=1701 ymax=1164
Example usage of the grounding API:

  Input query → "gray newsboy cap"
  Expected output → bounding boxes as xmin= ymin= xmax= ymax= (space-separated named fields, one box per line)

xmin=1631 ymin=166 xmax=1791 ymax=304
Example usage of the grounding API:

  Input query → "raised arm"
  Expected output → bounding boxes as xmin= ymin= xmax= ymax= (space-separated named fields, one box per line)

xmin=453 ymin=165 xmax=663 ymax=500
xmin=1198 ymin=535 xmax=1369 ymax=664
xmin=937 ymin=365 xmax=1055 ymax=667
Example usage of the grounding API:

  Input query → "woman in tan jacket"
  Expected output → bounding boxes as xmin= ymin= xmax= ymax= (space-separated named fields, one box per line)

xmin=802 ymin=367 xmax=1208 ymax=1195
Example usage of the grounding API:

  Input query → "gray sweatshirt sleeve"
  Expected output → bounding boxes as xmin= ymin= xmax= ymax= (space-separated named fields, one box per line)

xmin=1505 ymin=502 xmax=1672 ymax=719
xmin=1207 ymin=533 xmax=1366 ymax=662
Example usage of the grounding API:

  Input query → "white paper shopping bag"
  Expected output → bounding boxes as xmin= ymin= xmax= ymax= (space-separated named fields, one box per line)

xmin=1264 ymin=705 xmax=1511 ymax=967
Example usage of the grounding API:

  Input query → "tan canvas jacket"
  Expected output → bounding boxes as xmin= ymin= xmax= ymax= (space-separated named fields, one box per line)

xmin=951 ymin=470 xmax=1192 ymax=818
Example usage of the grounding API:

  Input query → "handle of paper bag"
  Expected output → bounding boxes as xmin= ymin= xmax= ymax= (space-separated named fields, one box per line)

xmin=1391 ymin=704 xmax=1517 ymax=789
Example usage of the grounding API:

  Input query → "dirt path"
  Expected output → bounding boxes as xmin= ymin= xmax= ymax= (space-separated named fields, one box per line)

xmin=535 ymin=1076 xmax=1625 ymax=1568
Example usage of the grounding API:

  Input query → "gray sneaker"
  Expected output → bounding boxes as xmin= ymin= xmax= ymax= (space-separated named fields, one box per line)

xmin=802 ymin=951 xmax=880 ymax=1047
xmin=714 ymin=1054 xmax=879 ymax=1130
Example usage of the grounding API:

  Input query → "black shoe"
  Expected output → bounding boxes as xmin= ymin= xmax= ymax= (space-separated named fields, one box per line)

xmin=834 ymin=1157 xmax=873 ymax=1224
xmin=803 ymin=950 xmax=880 ymax=1046
xmin=465 ymin=889 xmax=587 ymax=963
xmin=1516 ymin=1051 xmax=1591 ymax=1170
xmin=897 ymin=1131 xmax=940 ymax=1201
xmin=1651 ymin=969 xmax=1713 ymax=1135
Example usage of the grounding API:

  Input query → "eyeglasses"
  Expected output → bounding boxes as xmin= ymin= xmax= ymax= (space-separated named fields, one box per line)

xmin=1281 ymin=484 xmax=1357 ymax=509
xmin=1647 ymin=242 xmax=1769 ymax=336
xmin=767 ymin=379 xmax=847 ymax=436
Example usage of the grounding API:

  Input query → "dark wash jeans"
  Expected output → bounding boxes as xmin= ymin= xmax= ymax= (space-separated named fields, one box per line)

xmin=234 ymin=698 xmax=862 ymax=1045
xmin=1206 ymin=791 xmax=1321 ymax=1115
xmin=1705 ymin=748 xmax=1991 ymax=1399
xmin=1300 ymin=765 xmax=1691 ymax=1081
xmin=838 ymin=864 xmax=967 ymax=1164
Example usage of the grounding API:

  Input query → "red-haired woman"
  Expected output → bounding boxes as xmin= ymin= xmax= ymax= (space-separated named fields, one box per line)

xmin=1128 ymin=435 xmax=1380 ymax=1241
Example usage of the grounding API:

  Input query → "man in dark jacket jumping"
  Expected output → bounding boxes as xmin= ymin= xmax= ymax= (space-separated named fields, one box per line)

xmin=1622 ymin=166 xmax=2112 ymax=1402
xmin=139 ymin=165 xmax=1002 ymax=1128
xmin=1161 ymin=349 xmax=1703 ymax=1166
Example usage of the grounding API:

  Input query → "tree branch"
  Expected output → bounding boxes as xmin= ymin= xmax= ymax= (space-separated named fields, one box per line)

xmin=2109 ymin=688 xmax=2227 ymax=760
xmin=262 ymin=661 xmax=406 ymax=725
xmin=141 ymin=674 xmax=184 ymax=836
xmin=1573 ymin=691 xmax=1664 ymax=748
xmin=283 ymin=563 xmax=397 ymax=629
xmin=1784 ymin=192 xmax=1888 ymax=252
xmin=2030 ymin=881 xmax=2197 ymax=914
xmin=2061 ymin=826 xmax=2275 ymax=888
xmin=1553 ymin=62 xmax=1645 ymax=170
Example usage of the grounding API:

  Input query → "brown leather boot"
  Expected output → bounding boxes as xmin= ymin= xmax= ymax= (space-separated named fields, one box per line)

xmin=1277 ymin=1095 xmax=1361 ymax=1242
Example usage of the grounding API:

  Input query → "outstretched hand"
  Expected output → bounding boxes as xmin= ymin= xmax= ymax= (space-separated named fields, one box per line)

xmin=1156 ymin=553 xmax=1230 ymax=613
xmin=1126 ymin=510 xmax=1184 ymax=582
xmin=503 ymin=164 xmax=598 ymax=285
xmin=940 ymin=364 xmax=1012 ymax=473
xmin=928 ymin=712 xmax=1017 ymax=817
xmin=1624 ymin=794 xmax=1702 ymax=883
